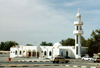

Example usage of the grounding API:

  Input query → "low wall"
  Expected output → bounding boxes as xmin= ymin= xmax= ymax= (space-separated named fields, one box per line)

xmin=0 ymin=53 xmax=10 ymax=57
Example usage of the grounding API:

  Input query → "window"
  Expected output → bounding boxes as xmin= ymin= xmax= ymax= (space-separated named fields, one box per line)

xmin=77 ymin=35 xmax=78 ymax=44
xmin=49 ymin=51 xmax=51 ymax=56
xmin=19 ymin=51 xmax=21 ymax=55
xmin=15 ymin=50 xmax=17 ymax=55
xmin=41 ymin=51 xmax=43 ymax=53
xmin=44 ymin=51 xmax=46 ymax=56
xmin=76 ymin=26 xmax=78 ymax=30
xmin=76 ymin=46 xmax=78 ymax=55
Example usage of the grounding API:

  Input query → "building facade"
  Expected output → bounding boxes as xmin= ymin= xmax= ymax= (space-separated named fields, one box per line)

xmin=10 ymin=43 xmax=87 ymax=58
xmin=10 ymin=10 xmax=87 ymax=59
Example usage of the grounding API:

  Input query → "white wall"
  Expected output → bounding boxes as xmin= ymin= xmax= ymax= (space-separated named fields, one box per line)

xmin=10 ymin=45 xmax=88 ymax=58
xmin=18 ymin=48 xmax=23 ymax=57
xmin=47 ymin=48 xmax=52 ymax=58
xmin=53 ymin=48 xmax=60 ymax=57
xmin=10 ymin=48 xmax=18 ymax=58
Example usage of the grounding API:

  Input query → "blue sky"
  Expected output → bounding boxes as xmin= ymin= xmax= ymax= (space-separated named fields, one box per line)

xmin=0 ymin=0 xmax=100 ymax=45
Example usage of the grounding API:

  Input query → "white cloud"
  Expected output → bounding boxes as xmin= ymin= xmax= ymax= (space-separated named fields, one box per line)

xmin=0 ymin=0 xmax=99 ymax=45
xmin=0 ymin=0 xmax=75 ymax=45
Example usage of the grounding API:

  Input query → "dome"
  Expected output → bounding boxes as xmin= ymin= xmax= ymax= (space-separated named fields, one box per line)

xmin=76 ymin=13 xmax=81 ymax=18
xmin=53 ymin=42 xmax=62 ymax=48
xmin=76 ymin=9 xmax=81 ymax=18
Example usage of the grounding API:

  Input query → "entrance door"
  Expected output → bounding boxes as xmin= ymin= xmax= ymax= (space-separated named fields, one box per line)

xmin=37 ymin=52 xmax=39 ymax=57
xmin=33 ymin=52 xmax=36 ymax=57
xmin=29 ymin=52 xmax=31 ymax=57
xmin=66 ymin=51 xmax=68 ymax=57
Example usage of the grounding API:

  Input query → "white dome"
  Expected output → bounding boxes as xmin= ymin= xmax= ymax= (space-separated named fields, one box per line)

xmin=76 ymin=13 xmax=81 ymax=18
xmin=53 ymin=43 xmax=62 ymax=48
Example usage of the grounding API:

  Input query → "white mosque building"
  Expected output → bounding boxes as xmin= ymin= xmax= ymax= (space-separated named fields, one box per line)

xmin=10 ymin=10 xmax=88 ymax=59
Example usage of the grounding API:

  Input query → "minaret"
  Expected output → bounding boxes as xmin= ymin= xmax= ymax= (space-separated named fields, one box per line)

xmin=73 ymin=9 xmax=83 ymax=59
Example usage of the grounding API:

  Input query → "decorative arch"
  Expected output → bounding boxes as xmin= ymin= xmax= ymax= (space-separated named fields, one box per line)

xmin=28 ymin=49 xmax=31 ymax=57
xmin=28 ymin=49 xmax=31 ymax=52
xmin=32 ymin=50 xmax=36 ymax=57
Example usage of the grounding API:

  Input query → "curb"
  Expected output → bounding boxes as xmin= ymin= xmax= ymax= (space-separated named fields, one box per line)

xmin=0 ymin=60 xmax=92 ymax=63
xmin=0 ymin=60 xmax=50 ymax=63
xmin=0 ymin=64 xmax=100 ymax=68
xmin=92 ymin=63 xmax=100 ymax=66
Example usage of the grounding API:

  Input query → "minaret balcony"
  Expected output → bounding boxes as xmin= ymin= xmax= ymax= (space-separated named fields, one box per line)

xmin=74 ymin=21 xmax=83 ymax=25
xmin=73 ymin=30 xmax=83 ymax=35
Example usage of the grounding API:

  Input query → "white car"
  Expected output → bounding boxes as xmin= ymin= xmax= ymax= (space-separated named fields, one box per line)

xmin=82 ymin=56 xmax=93 ymax=61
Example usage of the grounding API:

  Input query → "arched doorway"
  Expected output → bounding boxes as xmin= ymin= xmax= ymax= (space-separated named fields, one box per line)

xmin=28 ymin=49 xmax=31 ymax=57
xmin=37 ymin=52 xmax=39 ymax=58
xmin=32 ymin=50 xmax=36 ymax=57
xmin=49 ymin=51 xmax=51 ymax=56
xmin=66 ymin=51 xmax=68 ymax=57
xmin=44 ymin=51 xmax=46 ymax=56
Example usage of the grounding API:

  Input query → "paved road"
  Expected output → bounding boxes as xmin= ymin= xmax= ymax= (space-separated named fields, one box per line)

xmin=1 ymin=57 xmax=100 ymax=68
xmin=0 ymin=61 xmax=99 ymax=66
xmin=1 ymin=66 xmax=81 ymax=68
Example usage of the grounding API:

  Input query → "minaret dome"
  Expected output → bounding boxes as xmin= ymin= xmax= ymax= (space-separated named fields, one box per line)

xmin=76 ymin=9 xmax=81 ymax=18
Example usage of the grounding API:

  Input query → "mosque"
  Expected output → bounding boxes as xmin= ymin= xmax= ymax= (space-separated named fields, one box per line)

xmin=10 ymin=10 xmax=88 ymax=59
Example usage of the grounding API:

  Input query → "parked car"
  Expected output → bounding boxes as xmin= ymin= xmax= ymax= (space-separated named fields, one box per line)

xmin=51 ymin=57 xmax=69 ymax=63
xmin=93 ymin=57 xmax=100 ymax=63
xmin=82 ymin=56 xmax=93 ymax=61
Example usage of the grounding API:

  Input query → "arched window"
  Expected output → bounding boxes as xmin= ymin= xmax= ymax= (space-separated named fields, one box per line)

xmin=49 ymin=51 xmax=51 ymax=56
xmin=76 ymin=46 xmax=78 ymax=55
xmin=44 ymin=51 xmax=46 ymax=56
xmin=15 ymin=50 xmax=17 ymax=55
xmin=19 ymin=51 xmax=21 ymax=55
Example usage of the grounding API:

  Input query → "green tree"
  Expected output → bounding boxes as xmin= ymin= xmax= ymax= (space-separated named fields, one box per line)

xmin=60 ymin=38 xmax=75 ymax=46
xmin=47 ymin=42 xmax=53 ymax=46
xmin=81 ymin=36 xmax=87 ymax=47
xmin=0 ymin=42 xmax=5 ymax=50
xmin=40 ymin=41 xmax=53 ymax=46
xmin=0 ymin=41 xmax=19 ymax=51
xmin=40 ymin=41 xmax=47 ymax=46
xmin=87 ymin=30 xmax=100 ymax=57
xmin=26 ymin=44 xmax=33 ymax=46
xmin=60 ymin=39 xmax=67 ymax=46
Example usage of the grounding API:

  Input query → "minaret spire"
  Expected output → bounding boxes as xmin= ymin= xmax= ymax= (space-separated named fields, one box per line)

xmin=73 ymin=9 xmax=83 ymax=59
